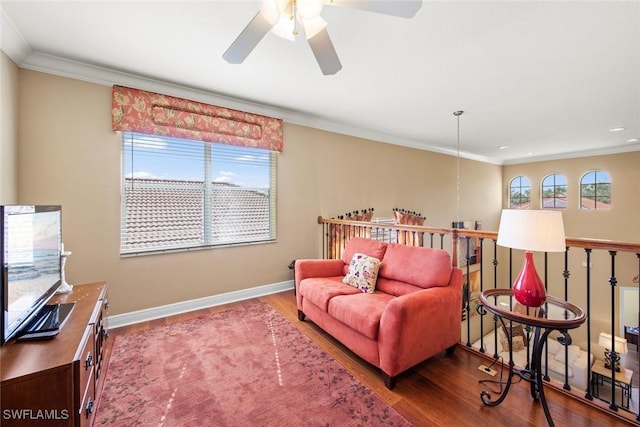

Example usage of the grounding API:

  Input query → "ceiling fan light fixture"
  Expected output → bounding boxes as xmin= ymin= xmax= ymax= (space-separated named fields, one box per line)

xmin=297 ymin=0 xmax=324 ymax=20
xmin=225 ymin=0 xmax=422 ymax=74
xmin=264 ymin=0 xmax=325 ymax=40
xmin=271 ymin=14 xmax=297 ymax=40
xmin=261 ymin=0 xmax=285 ymax=24
xmin=302 ymin=16 xmax=328 ymax=39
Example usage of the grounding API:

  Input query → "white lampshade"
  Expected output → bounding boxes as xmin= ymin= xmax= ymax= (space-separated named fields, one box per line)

xmin=598 ymin=332 xmax=629 ymax=355
xmin=496 ymin=209 xmax=566 ymax=253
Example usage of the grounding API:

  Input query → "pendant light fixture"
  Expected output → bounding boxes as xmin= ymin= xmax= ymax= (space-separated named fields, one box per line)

xmin=453 ymin=110 xmax=464 ymax=228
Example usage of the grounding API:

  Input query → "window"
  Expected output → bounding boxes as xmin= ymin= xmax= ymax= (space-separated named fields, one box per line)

xmin=509 ymin=176 xmax=531 ymax=208
xmin=541 ymin=174 xmax=567 ymax=209
xmin=580 ymin=170 xmax=611 ymax=210
xmin=121 ymin=132 xmax=277 ymax=255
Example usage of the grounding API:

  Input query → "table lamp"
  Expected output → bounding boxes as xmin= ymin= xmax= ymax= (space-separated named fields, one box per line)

xmin=496 ymin=209 xmax=566 ymax=307
xmin=598 ymin=332 xmax=628 ymax=372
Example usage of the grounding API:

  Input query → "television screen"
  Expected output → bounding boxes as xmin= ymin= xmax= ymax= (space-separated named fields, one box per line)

xmin=1 ymin=205 xmax=62 ymax=344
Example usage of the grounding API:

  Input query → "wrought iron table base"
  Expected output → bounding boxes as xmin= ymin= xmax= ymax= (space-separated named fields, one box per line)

xmin=477 ymin=289 xmax=586 ymax=427
xmin=479 ymin=313 xmax=572 ymax=427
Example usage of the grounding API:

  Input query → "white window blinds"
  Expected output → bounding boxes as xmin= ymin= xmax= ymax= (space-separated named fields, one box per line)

xmin=121 ymin=132 xmax=277 ymax=255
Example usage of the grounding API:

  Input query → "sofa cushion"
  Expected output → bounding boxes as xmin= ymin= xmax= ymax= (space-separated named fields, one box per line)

xmin=554 ymin=344 xmax=581 ymax=366
xmin=327 ymin=293 xmax=395 ymax=340
xmin=379 ymin=244 xmax=452 ymax=289
xmin=341 ymin=238 xmax=387 ymax=267
xmin=343 ymin=253 xmax=381 ymax=293
xmin=548 ymin=359 xmax=574 ymax=378
xmin=375 ymin=277 xmax=423 ymax=297
xmin=299 ymin=277 xmax=361 ymax=312
xmin=546 ymin=337 xmax=562 ymax=354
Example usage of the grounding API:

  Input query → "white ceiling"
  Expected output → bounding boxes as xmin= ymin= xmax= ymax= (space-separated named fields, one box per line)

xmin=1 ymin=0 xmax=639 ymax=164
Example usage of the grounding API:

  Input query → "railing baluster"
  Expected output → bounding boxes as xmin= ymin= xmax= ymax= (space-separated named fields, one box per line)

xmin=585 ymin=248 xmax=594 ymax=401
xmin=560 ymin=247 xmax=571 ymax=391
xmin=636 ymin=252 xmax=640 ymax=422
xmin=464 ymin=236 xmax=472 ymax=346
xmin=608 ymin=250 xmax=618 ymax=411
xmin=492 ymin=240 xmax=499 ymax=358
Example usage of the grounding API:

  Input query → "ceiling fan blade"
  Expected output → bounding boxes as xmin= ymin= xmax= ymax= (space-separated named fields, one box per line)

xmin=308 ymin=28 xmax=342 ymax=75
xmin=327 ymin=0 xmax=422 ymax=18
xmin=223 ymin=11 xmax=274 ymax=64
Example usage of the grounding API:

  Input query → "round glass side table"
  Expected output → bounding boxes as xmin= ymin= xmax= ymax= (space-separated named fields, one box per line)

xmin=478 ymin=289 xmax=586 ymax=427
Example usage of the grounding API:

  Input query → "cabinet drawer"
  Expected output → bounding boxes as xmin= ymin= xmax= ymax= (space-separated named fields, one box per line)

xmin=78 ymin=325 xmax=95 ymax=405
xmin=79 ymin=372 xmax=96 ymax=427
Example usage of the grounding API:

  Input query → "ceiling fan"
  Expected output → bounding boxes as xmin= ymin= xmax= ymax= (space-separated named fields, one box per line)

xmin=222 ymin=0 xmax=422 ymax=75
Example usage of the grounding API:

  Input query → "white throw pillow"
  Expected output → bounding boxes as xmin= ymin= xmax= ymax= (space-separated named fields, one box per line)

xmin=342 ymin=253 xmax=381 ymax=293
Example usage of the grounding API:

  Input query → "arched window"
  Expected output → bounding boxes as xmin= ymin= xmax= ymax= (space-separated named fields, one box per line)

xmin=580 ymin=170 xmax=611 ymax=210
xmin=509 ymin=176 xmax=531 ymax=208
xmin=541 ymin=174 xmax=567 ymax=209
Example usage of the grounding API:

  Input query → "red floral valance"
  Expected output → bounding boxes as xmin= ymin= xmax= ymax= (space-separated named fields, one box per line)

xmin=111 ymin=85 xmax=283 ymax=152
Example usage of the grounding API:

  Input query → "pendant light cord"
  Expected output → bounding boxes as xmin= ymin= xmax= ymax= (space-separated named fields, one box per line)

xmin=454 ymin=110 xmax=464 ymax=225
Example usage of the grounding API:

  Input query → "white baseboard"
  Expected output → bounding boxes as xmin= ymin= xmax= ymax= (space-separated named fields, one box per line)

xmin=108 ymin=280 xmax=294 ymax=329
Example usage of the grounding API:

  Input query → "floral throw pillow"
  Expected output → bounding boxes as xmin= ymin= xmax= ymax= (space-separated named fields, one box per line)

xmin=343 ymin=253 xmax=381 ymax=293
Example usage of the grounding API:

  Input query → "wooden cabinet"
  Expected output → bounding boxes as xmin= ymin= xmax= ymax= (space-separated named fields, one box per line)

xmin=1 ymin=282 xmax=109 ymax=427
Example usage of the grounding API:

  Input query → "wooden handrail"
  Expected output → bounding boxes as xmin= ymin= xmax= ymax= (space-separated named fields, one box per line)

xmin=565 ymin=237 xmax=640 ymax=253
xmin=317 ymin=216 xmax=640 ymax=255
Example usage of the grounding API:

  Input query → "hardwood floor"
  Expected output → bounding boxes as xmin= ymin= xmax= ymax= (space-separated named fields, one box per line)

xmin=107 ymin=290 xmax=639 ymax=426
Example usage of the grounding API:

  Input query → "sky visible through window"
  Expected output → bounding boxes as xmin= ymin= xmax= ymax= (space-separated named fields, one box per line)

xmin=123 ymin=133 xmax=270 ymax=188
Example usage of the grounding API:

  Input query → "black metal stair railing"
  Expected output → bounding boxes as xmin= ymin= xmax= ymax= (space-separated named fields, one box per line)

xmin=316 ymin=215 xmax=640 ymax=424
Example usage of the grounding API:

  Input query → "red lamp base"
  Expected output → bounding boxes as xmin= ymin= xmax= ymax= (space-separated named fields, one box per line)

xmin=512 ymin=251 xmax=546 ymax=307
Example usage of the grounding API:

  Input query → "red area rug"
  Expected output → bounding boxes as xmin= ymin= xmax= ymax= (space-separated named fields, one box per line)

xmin=95 ymin=301 xmax=411 ymax=426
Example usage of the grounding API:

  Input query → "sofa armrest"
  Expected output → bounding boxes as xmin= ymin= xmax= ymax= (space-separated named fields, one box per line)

xmin=295 ymin=258 xmax=344 ymax=288
xmin=295 ymin=259 xmax=344 ymax=280
xmin=570 ymin=351 xmax=593 ymax=391
xmin=378 ymin=281 xmax=462 ymax=377
xmin=295 ymin=259 xmax=345 ymax=310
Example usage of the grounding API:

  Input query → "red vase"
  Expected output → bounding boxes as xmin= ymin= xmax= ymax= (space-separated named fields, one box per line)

xmin=512 ymin=251 xmax=546 ymax=307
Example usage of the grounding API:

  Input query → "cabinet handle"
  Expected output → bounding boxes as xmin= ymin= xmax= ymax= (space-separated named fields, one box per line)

xmin=103 ymin=329 xmax=109 ymax=338
xmin=104 ymin=300 xmax=110 ymax=309
xmin=85 ymin=398 xmax=94 ymax=418
xmin=85 ymin=352 xmax=93 ymax=369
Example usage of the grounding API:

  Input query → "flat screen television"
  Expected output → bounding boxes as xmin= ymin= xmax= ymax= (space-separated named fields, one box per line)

xmin=1 ymin=205 xmax=63 ymax=345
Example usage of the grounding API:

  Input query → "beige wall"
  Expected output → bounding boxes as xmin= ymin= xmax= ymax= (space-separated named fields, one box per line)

xmin=0 ymin=51 xmax=19 ymax=203
xmin=6 ymin=64 xmax=638 ymax=340
xmin=502 ymin=156 xmax=640 ymax=343
xmin=14 ymin=70 xmax=503 ymax=316
xmin=502 ymin=154 xmax=640 ymax=303
xmin=5 ymin=64 xmax=638 ymax=331
xmin=502 ymin=154 xmax=640 ymax=241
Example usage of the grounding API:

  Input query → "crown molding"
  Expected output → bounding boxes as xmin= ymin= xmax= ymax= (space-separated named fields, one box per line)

xmin=502 ymin=142 xmax=640 ymax=165
xmin=0 ymin=7 xmax=31 ymax=64
xmin=2 ymin=6 xmax=636 ymax=166
xmin=20 ymin=49 xmax=502 ymax=164
xmin=1 ymin=5 xmax=499 ymax=165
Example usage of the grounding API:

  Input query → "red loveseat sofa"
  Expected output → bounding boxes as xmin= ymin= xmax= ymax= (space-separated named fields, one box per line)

xmin=295 ymin=237 xmax=463 ymax=389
